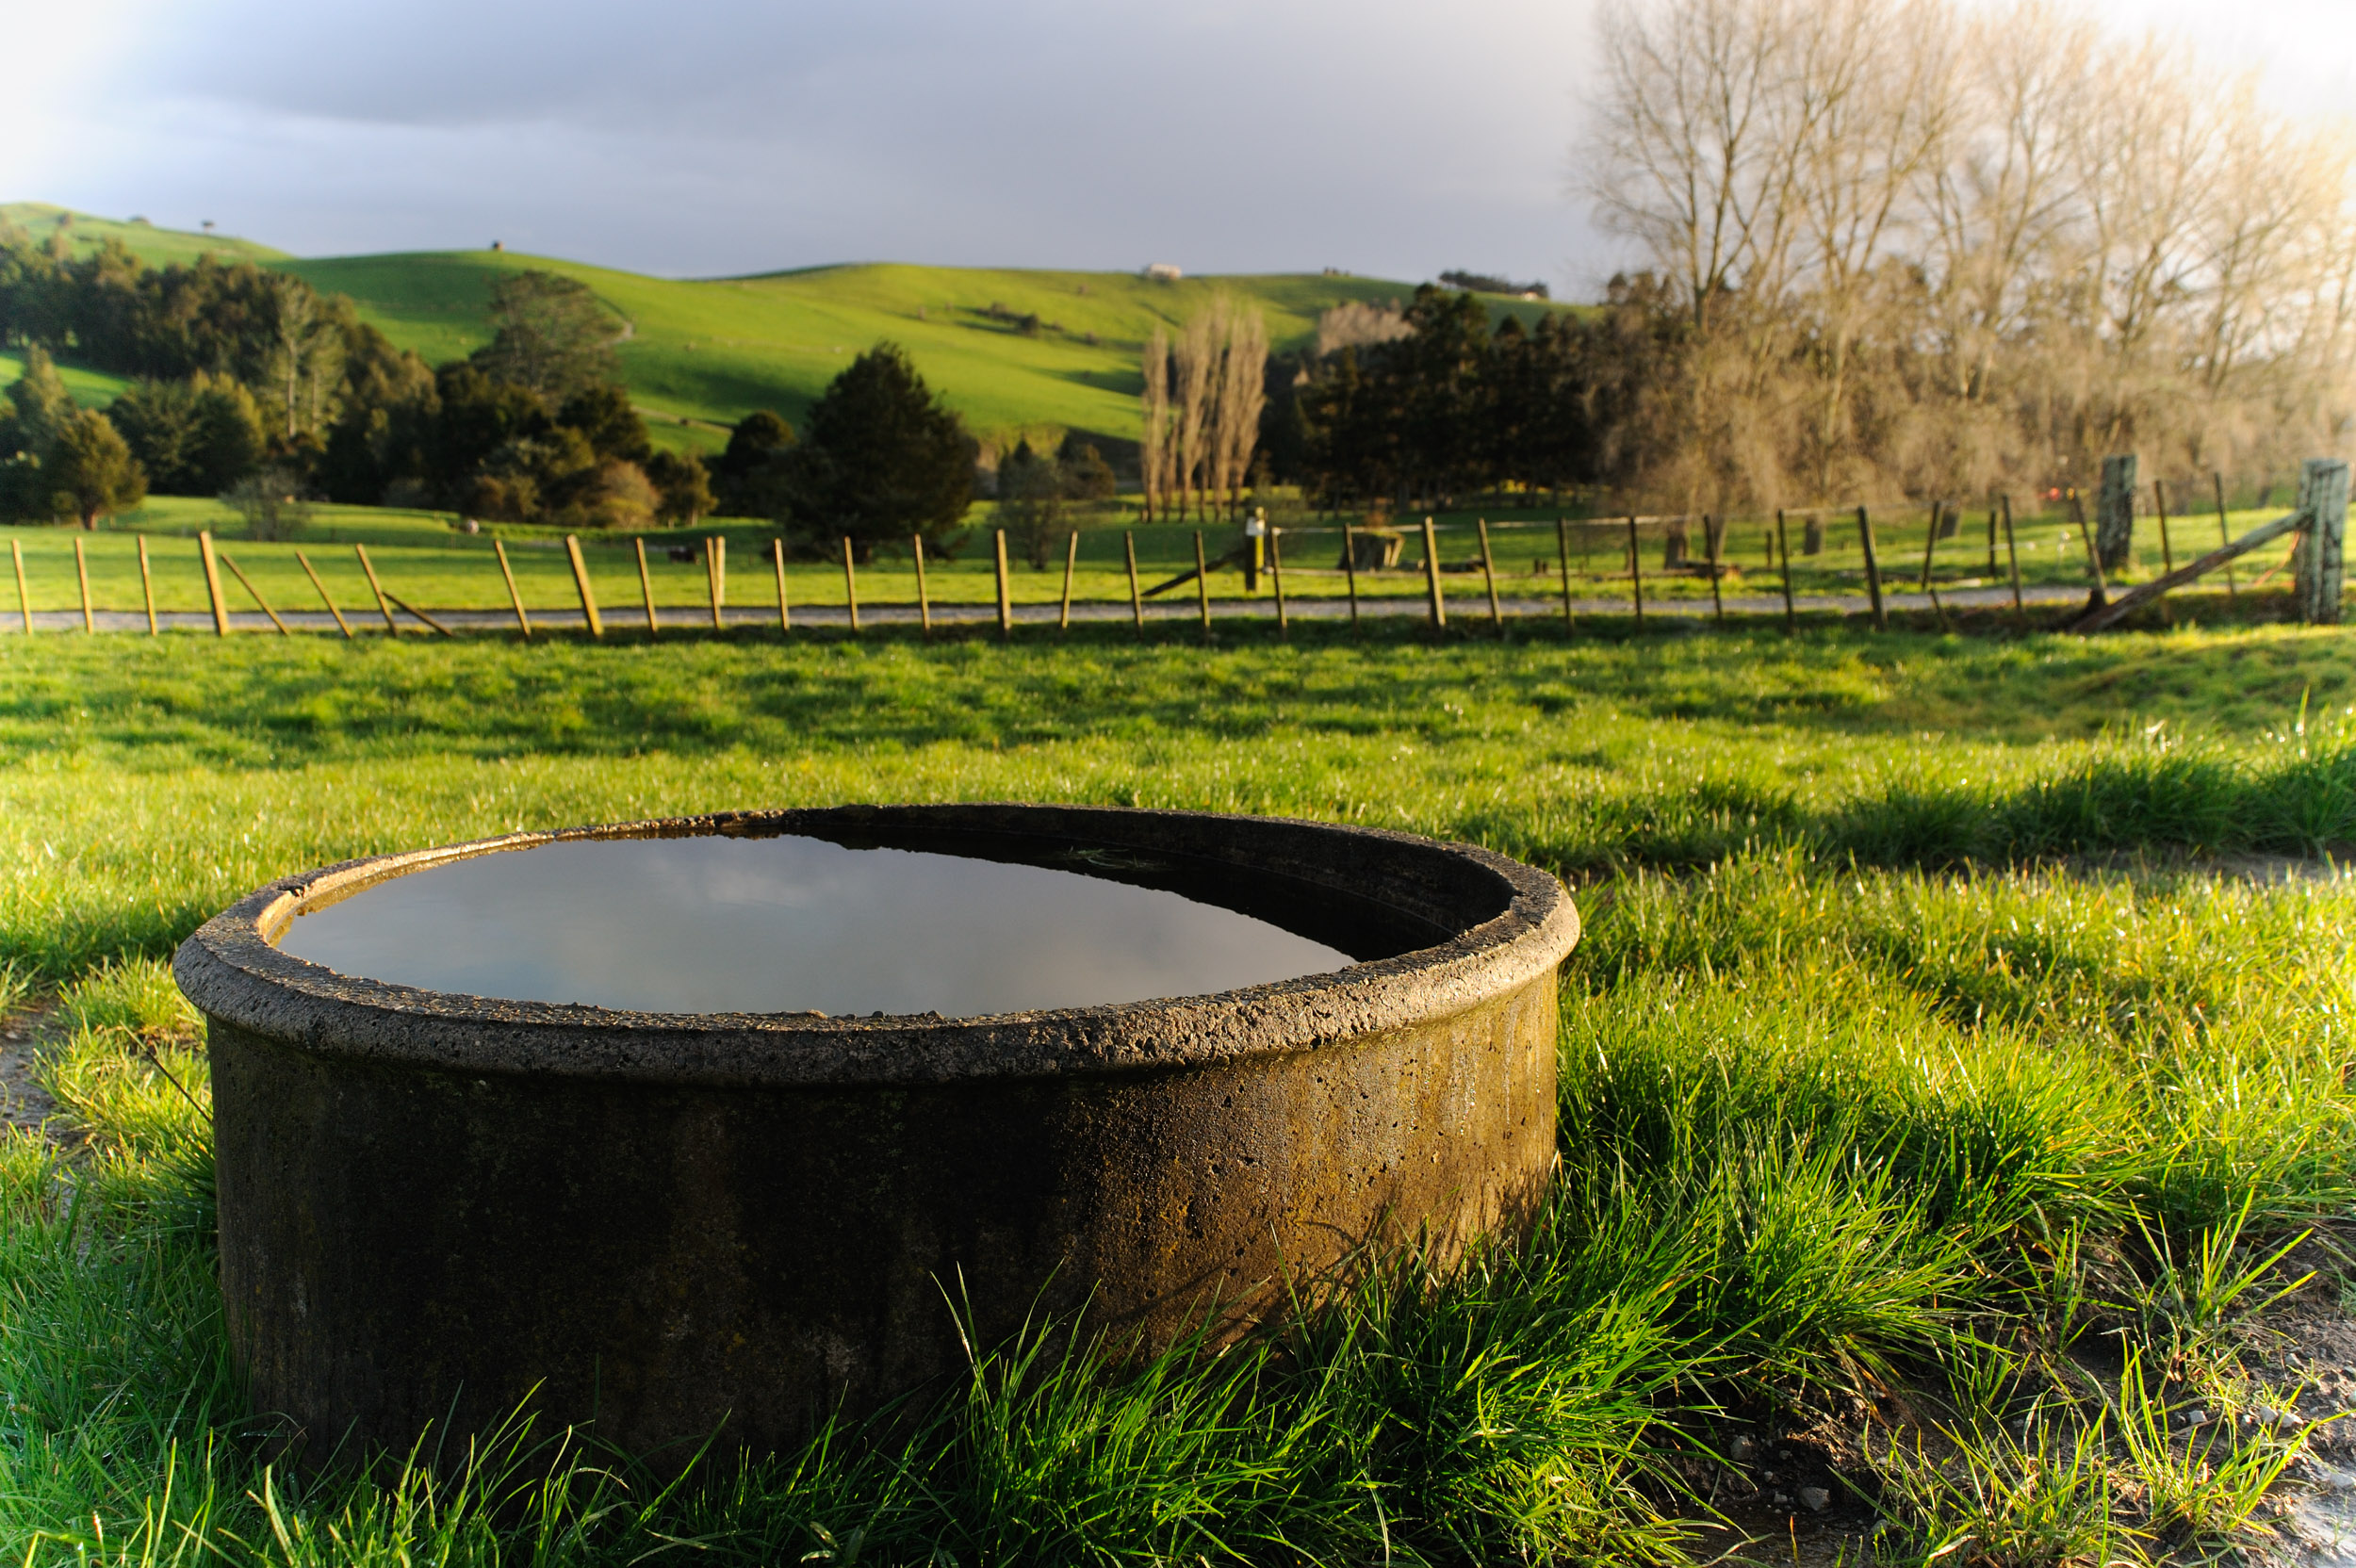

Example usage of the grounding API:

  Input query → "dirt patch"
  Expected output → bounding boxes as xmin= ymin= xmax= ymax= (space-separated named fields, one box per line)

xmin=0 ymin=999 xmax=59 ymax=1136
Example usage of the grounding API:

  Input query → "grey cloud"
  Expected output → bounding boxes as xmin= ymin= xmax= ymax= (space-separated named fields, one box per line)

xmin=41 ymin=0 xmax=1611 ymax=282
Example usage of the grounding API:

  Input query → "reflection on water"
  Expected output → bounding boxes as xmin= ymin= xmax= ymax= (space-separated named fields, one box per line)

xmin=276 ymin=834 xmax=1355 ymax=1017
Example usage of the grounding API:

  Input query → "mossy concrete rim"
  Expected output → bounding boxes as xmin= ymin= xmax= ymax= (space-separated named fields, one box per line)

xmin=173 ymin=803 xmax=1579 ymax=1088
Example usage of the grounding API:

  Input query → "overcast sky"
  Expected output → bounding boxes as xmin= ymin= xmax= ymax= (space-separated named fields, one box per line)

xmin=8 ymin=0 xmax=2352 ymax=290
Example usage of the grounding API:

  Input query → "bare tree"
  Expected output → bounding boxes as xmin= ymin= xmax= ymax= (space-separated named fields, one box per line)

xmin=1586 ymin=0 xmax=2356 ymax=513
xmin=1210 ymin=303 xmax=1269 ymax=518
xmin=1171 ymin=307 xmax=1218 ymax=521
xmin=1140 ymin=327 xmax=1173 ymax=521
xmin=1316 ymin=302 xmax=1412 ymax=355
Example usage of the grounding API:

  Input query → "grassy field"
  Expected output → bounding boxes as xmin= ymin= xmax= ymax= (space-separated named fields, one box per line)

xmin=6 ymin=203 xmax=1578 ymax=447
xmin=274 ymin=250 xmax=1575 ymax=449
xmin=2 ymin=616 xmax=2353 ymax=1564
xmin=0 ymin=203 xmax=287 ymax=268
xmin=0 ymin=496 xmax=2315 ymax=629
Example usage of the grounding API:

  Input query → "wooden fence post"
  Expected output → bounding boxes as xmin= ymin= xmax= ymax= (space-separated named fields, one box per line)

xmin=74 ymin=536 xmax=92 ymax=633
xmin=379 ymin=586 xmax=452 ymax=637
xmin=635 ymin=538 xmax=660 ymax=635
xmin=1420 ymin=517 xmax=1446 ymax=630
xmin=1058 ymin=530 xmax=1078 ymax=631
xmin=1341 ymin=522 xmax=1362 ymax=631
xmin=492 ymin=540 xmax=529 ymax=638
xmin=1917 ymin=500 xmax=1942 ymax=592
xmin=707 ymin=536 xmax=726 ymax=629
xmin=138 ymin=535 xmax=157 ymax=634
xmin=1856 ymin=507 xmax=1886 ymax=629
xmin=911 ymin=534 xmax=930 ymax=635
xmin=1626 ymin=515 xmax=1644 ymax=629
xmin=2294 ymin=457 xmax=2348 ymax=625
xmin=2001 ymin=496 xmax=2023 ymax=620
xmin=2153 ymin=479 xmax=2174 ymax=577
xmin=1556 ymin=516 xmax=1574 ymax=633
xmin=995 ymin=529 xmax=1013 ymax=639
xmin=218 ymin=549 xmax=289 ymax=634
xmin=1913 ymin=501 xmax=1951 ymax=593
xmin=2077 ymin=507 xmax=2110 ymax=603
xmin=1123 ymin=531 xmax=1142 ymax=634
xmin=200 ymin=531 xmax=231 ymax=635
xmin=1477 ymin=517 xmax=1500 ymax=631
xmin=564 ymin=534 xmax=602 ymax=638
xmin=1192 ymin=531 xmax=1212 ymax=637
xmin=842 ymin=536 xmax=860 ymax=633
xmin=1269 ymin=527 xmax=1288 ymax=636
xmin=9 ymin=539 xmax=25 ymax=634
xmin=1705 ymin=513 xmax=1724 ymax=623
xmin=1775 ymin=511 xmax=1794 ymax=632
xmin=2213 ymin=474 xmax=2237 ymax=599
xmin=2071 ymin=504 xmax=2309 ymax=632
xmin=2095 ymin=452 xmax=2137 ymax=575
xmin=775 ymin=539 xmax=792 ymax=631
xmin=354 ymin=543 xmax=398 ymax=633
xmin=301 ymin=549 xmax=355 ymax=638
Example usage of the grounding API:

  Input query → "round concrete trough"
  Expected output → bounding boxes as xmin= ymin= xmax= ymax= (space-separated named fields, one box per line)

xmin=174 ymin=803 xmax=1579 ymax=1462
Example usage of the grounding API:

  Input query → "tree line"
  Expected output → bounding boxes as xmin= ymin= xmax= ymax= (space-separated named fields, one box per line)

xmin=1139 ymin=298 xmax=1269 ymax=524
xmin=1247 ymin=0 xmax=2356 ymax=519
xmin=1584 ymin=0 xmax=2356 ymax=511
xmin=0 ymin=215 xmax=976 ymax=547
xmin=1253 ymin=285 xmax=1675 ymax=510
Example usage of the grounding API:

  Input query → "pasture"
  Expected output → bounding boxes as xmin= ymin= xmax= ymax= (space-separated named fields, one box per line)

xmin=275 ymin=252 xmax=1573 ymax=449
xmin=2 ymin=615 xmax=2353 ymax=1565
xmin=7 ymin=205 xmax=1580 ymax=447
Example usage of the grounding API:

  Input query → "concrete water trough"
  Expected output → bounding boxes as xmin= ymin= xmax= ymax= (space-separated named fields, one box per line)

xmin=173 ymin=803 xmax=1579 ymax=1462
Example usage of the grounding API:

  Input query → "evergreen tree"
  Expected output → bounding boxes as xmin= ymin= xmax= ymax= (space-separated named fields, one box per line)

xmin=50 ymin=409 xmax=146 ymax=528
xmin=782 ymin=346 xmax=973 ymax=558
xmin=712 ymin=409 xmax=794 ymax=515
xmin=997 ymin=438 xmax=1063 ymax=567
xmin=0 ymin=347 xmax=76 ymax=520
xmin=1055 ymin=433 xmax=1118 ymax=500
xmin=646 ymin=449 xmax=715 ymax=526
xmin=108 ymin=373 xmax=265 ymax=495
xmin=555 ymin=383 xmax=650 ymax=463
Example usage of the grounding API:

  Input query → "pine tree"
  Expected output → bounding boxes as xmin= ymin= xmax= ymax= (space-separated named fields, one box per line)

xmin=50 ymin=410 xmax=146 ymax=528
xmin=783 ymin=344 xmax=973 ymax=559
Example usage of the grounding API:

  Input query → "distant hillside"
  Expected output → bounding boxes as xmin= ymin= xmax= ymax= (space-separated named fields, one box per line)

xmin=0 ymin=203 xmax=286 ymax=269
xmin=280 ymin=253 xmax=1541 ymax=450
xmin=8 ymin=206 xmax=1580 ymax=447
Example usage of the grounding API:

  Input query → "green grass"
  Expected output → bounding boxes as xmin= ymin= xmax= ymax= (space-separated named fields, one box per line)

xmin=0 ymin=351 xmax=135 ymax=410
xmin=0 ymin=203 xmax=287 ymax=269
xmin=3 ymin=623 xmax=2352 ymax=1564
xmin=9 ymin=204 xmax=1589 ymax=444
xmin=274 ymin=249 xmax=1522 ymax=444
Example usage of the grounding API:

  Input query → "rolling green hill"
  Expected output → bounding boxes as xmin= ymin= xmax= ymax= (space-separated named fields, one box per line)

xmin=0 ymin=202 xmax=286 ymax=269
xmin=9 ymin=206 xmax=1579 ymax=447
xmin=279 ymin=252 xmax=1546 ymax=449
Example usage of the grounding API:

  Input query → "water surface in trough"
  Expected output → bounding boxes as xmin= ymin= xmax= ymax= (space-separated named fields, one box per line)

xmin=276 ymin=834 xmax=1358 ymax=1017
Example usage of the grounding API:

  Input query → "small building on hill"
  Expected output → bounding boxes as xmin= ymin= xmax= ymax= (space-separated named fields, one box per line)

xmin=1142 ymin=262 xmax=1183 ymax=282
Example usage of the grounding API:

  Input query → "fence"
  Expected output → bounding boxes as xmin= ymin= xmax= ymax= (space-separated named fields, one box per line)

xmin=4 ymin=461 xmax=2346 ymax=640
